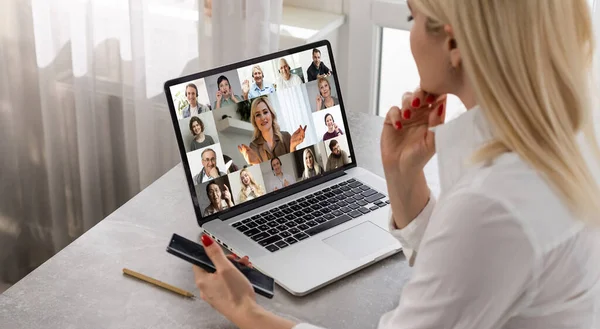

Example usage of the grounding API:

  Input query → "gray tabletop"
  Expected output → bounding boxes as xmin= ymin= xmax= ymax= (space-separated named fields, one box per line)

xmin=0 ymin=110 xmax=440 ymax=329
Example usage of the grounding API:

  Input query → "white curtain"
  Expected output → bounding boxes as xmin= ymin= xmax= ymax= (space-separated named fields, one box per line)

xmin=0 ymin=0 xmax=282 ymax=285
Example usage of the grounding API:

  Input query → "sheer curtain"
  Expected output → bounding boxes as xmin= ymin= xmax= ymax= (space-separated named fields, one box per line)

xmin=0 ymin=0 xmax=282 ymax=285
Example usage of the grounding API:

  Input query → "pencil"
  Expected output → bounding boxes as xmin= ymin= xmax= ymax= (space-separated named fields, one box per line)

xmin=122 ymin=268 xmax=195 ymax=299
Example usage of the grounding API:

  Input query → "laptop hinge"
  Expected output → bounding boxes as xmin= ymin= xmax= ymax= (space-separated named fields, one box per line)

xmin=217 ymin=170 xmax=347 ymax=221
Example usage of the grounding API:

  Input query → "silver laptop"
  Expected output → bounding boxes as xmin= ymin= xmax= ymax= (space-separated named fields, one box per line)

xmin=164 ymin=40 xmax=401 ymax=296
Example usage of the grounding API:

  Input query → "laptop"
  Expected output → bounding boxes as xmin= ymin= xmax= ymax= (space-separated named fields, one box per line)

xmin=163 ymin=40 xmax=401 ymax=296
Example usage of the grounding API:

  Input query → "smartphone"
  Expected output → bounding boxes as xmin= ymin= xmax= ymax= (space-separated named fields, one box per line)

xmin=166 ymin=233 xmax=275 ymax=299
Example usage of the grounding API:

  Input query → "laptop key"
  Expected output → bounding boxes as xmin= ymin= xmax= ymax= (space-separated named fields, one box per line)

xmin=316 ymin=195 xmax=327 ymax=201
xmin=298 ymin=224 xmax=310 ymax=231
xmin=331 ymin=184 xmax=339 ymax=188
xmin=343 ymin=191 xmax=354 ymax=198
xmin=242 ymin=218 xmax=252 ymax=224
xmin=315 ymin=191 xmax=324 ymax=196
xmin=338 ymin=181 xmax=348 ymax=185
xmin=299 ymin=201 xmax=310 ymax=208
xmin=306 ymin=214 xmax=353 ymax=236
xmin=303 ymin=214 xmax=315 ymax=221
xmin=297 ymin=197 xmax=306 ymax=202
xmin=259 ymin=235 xmax=282 ymax=246
xmin=358 ymin=207 xmax=371 ymax=214
xmin=251 ymin=232 xmax=270 ymax=241
xmin=359 ymin=185 xmax=370 ymax=191
xmin=289 ymin=227 xmax=301 ymax=234
xmin=276 ymin=218 xmax=287 ymax=224
xmin=258 ymin=224 xmax=269 ymax=231
xmin=266 ymin=244 xmax=279 ymax=252
xmin=340 ymin=207 xmax=352 ymax=213
xmin=280 ymin=231 xmax=292 ymax=238
xmin=330 ymin=204 xmax=340 ymax=210
xmin=348 ymin=203 xmax=360 ymax=210
xmin=294 ymin=218 xmax=306 ymax=224
xmin=340 ymin=186 xmax=351 ymax=191
xmin=323 ymin=187 xmax=331 ymax=192
xmin=315 ymin=217 xmax=326 ymax=223
xmin=294 ymin=233 xmax=309 ymax=241
xmin=275 ymin=240 xmax=289 ymax=248
xmin=267 ymin=228 xmax=279 ymax=235
xmin=321 ymin=207 xmax=332 ymax=214
xmin=264 ymin=215 xmax=276 ymax=221
xmin=282 ymin=208 xmax=293 ymax=214
xmin=313 ymin=210 xmax=324 ymax=217
xmin=361 ymin=189 xmax=378 ymax=197
xmin=348 ymin=210 xmax=362 ymax=218
xmin=324 ymin=213 xmax=335 ymax=220
xmin=290 ymin=205 xmax=302 ymax=211
xmin=236 ymin=224 xmax=249 ymax=232
xmin=289 ymin=201 xmax=298 ymax=206
xmin=332 ymin=210 xmax=343 ymax=217
xmin=232 ymin=222 xmax=243 ymax=228
xmin=246 ymin=222 xmax=258 ymax=228
xmin=273 ymin=211 xmax=284 ymax=217
xmin=251 ymin=215 xmax=261 ymax=220
xmin=348 ymin=178 xmax=357 ymax=183
xmin=255 ymin=218 xmax=267 ymax=225
xmin=365 ymin=193 xmax=386 ymax=203
xmin=285 ymin=237 xmax=299 ymax=245
xmin=335 ymin=194 xmax=345 ymax=200
xmin=386 ymin=200 xmax=391 ymax=204
xmin=306 ymin=221 xmax=318 ymax=227
xmin=351 ymin=188 xmax=363 ymax=194
xmin=285 ymin=214 xmax=296 ymax=221
xmin=369 ymin=205 xmax=379 ymax=211
xmin=337 ymin=200 xmax=348 ymax=207
xmin=267 ymin=221 xmax=279 ymax=227
xmin=349 ymin=181 xmax=363 ymax=188
xmin=357 ymin=200 xmax=368 ymax=206
xmin=286 ymin=221 xmax=298 ymax=228
xmin=352 ymin=195 xmax=364 ymax=201
xmin=293 ymin=211 xmax=306 ymax=217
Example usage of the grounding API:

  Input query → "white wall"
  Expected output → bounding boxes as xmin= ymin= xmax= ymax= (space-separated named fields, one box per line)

xmin=268 ymin=86 xmax=319 ymax=149
xmin=178 ymin=112 xmax=220 ymax=153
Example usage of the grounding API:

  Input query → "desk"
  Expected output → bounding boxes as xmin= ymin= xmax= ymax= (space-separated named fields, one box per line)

xmin=0 ymin=110 xmax=440 ymax=329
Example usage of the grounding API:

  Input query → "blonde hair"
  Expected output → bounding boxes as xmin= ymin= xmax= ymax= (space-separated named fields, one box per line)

xmin=412 ymin=0 xmax=600 ymax=223
xmin=252 ymin=65 xmax=264 ymax=78
xmin=302 ymin=148 xmax=322 ymax=179
xmin=250 ymin=96 xmax=284 ymax=142
xmin=238 ymin=168 xmax=265 ymax=202
xmin=317 ymin=77 xmax=331 ymax=96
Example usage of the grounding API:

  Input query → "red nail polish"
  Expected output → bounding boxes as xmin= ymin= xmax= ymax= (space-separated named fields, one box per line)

xmin=201 ymin=234 xmax=213 ymax=247
xmin=438 ymin=104 xmax=444 ymax=116
xmin=232 ymin=253 xmax=239 ymax=258
xmin=426 ymin=95 xmax=435 ymax=104
xmin=395 ymin=121 xmax=402 ymax=129
xmin=403 ymin=109 xmax=411 ymax=119
xmin=412 ymin=98 xmax=421 ymax=108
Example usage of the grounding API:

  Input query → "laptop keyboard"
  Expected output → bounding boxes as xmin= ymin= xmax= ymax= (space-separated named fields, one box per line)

xmin=230 ymin=178 xmax=390 ymax=253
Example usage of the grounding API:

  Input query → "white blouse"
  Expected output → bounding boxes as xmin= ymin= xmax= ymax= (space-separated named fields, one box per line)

xmin=296 ymin=107 xmax=600 ymax=329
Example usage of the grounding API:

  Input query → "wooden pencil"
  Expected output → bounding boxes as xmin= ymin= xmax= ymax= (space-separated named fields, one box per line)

xmin=122 ymin=268 xmax=195 ymax=299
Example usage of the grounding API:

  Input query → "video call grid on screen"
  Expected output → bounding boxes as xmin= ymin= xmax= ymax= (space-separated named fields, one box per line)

xmin=165 ymin=42 xmax=355 ymax=221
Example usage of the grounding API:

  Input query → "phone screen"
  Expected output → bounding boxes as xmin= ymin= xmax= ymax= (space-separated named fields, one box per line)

xmin=166 ymin=233 xmax=275 ymax=298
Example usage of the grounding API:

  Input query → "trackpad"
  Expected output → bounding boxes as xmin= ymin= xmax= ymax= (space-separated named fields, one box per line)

xmin=323 ymin=221 xmax=396 ymax=259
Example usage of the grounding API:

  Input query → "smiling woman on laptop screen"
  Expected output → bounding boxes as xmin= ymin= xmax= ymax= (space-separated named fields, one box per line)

xmin=188 ymin=0 xmax=600 ymax=328
xmin=237 ymin=96 xmax=308 ymax=165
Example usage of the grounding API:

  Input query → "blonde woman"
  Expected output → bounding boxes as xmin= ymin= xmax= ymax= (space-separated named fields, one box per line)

xmin=315 ymin=77 xmax=339 ymax=111
xmin=300 ymin=148 xmax=322 ymax=180
xmin=237 ymin=168 xmax=265 ymax=203
xmin=237 ymin=96 xmax=307 ymax=165
xmin=191 ymin=0 xmax=600 ymax=328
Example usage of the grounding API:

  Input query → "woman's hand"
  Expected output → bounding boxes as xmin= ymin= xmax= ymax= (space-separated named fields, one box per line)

xmin=290 ymin=125 xmax=307 ymax=151
xmin=242 ymin=80 xmax=250 ymax=99
xmin=193 ymin=236 xmax=297 ymax=329
xmin=238 ymin=144 xmax=261 ymax=165
xmin=316 ymin=96 xmax=323 ymax=110
xmin=381 ymin=88 xmax=446 ymax=229
xmin=193 ymin=235 xmax=257 ymax=325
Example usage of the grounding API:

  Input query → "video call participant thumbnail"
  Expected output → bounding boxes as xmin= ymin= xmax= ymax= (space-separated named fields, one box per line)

xmin=237 ymin=96 xmax=307 ymax=165
xmin=306 ymin=48 xmax=331 ymax=82
xmin=266 ymin=156 xmax=296 ymax=192
xmin=301 ymin=148 xmax=323 ymax=180
xmin=276 ymin=58 xmax=302 ymax=89
xmin=189 ymin=116 xmax=215 ymax=151
xmin=316 ymin=77 xmax=339 ymax=111
xmin=203 ymin=181 xmax=234 ymax=216
xmin=182 ymin=83 xmax=210 ymax=118
xmin=214 ymin=75 xmax=242 ymax=109
xmin=325 ymin=139 xmax=350 ymax=171
xmin=237 ymin=168 xmax=266 ymax=202
xmin=322 ymin=113 xmax=344 ymax=141
xmin=194 ymin=148 xmax=226 ymax=185
xmin=242 ymin=65 xmax=275 ymax=100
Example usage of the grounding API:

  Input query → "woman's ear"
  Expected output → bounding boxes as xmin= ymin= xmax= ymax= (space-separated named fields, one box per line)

xmin=444 ymin=25 xmax=461 ymax=69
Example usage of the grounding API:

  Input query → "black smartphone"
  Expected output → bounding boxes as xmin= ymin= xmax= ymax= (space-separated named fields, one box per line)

xmin=166 ymin=233 xmax=275 ymax=299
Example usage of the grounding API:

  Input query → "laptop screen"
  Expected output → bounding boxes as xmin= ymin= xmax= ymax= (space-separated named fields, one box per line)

xmin=164 ymin=41 xmax=355 ymax=222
